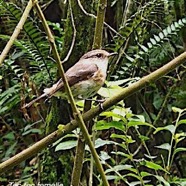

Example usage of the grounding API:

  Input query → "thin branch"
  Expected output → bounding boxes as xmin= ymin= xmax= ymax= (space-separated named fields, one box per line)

xmin=62 ymin=0 xmax=76 ymax=63
xmin=0 ymin=0 xmax=34 ymax=65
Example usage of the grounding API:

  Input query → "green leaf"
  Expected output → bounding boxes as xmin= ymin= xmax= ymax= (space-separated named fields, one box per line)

xmin=111 ymin=151 xmax=132 ymax=159
xmin=178 ymin=119 xmax=186 ymax=126
xmin=155 ymin=143 xmax=171 ymax=151
xmin=5 ymin=142 xmax=17 ymax=158
xmin=3 ymin=132 xmax=15 ymax=140
xmin=100 ymin=110 xmax=128 ymax=123
xmin=142 ymin=160 xmax=167 ymax=172
xmin=55 ymin=140 xmax=77 ymax=151
xmin=105 ymin=164 xmax=133 ymax=174
xmin=128 ymin=121 xmax=155 ymax=129
xmin=173 ymin=147 xmax=186 ymax=156
xmin=94 ymin=138 xmax=117 ymax=149
xmin=96 ymin=120 xmax=125 ymax=131
xmin=154 ymin=125 xmax=176 ymax=134
xmin=111 ymin=134 xmax=135 ymax=144
xmin=138 ymin=135 xmax=150 ymax=141
xmin=140 ymin=171 xmax=152 ymax=177
xmin=155 ymin=175 xmax=170 ymax=186
xmin=100 ymin=151 xmax=111 ymax=162
xmin=98 ymin=85 xmax=122 ymax=98
xmin=172 ymin=106 xmax=183 ymax=113
xmin=22 ymin=128 xmax=42 ymax=136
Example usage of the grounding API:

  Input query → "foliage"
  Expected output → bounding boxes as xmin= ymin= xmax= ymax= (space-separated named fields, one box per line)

xmin=1 ymin=0 xmax=186 ymax=185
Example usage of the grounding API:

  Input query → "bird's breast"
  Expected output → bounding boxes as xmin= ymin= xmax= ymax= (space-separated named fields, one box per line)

xmin=70 ymin=69 xmax=106 ymax=99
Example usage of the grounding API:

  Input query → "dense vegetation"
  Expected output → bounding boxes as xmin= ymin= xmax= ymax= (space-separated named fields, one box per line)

xmin=1 ymin=0 xmax=186 ymax=185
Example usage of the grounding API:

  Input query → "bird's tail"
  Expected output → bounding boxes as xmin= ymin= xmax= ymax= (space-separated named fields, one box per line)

xmin=22 ymin=93 xmax=47 ymax=109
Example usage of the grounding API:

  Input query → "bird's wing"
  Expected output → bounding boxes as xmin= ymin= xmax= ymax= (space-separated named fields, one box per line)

xmin=44 ymin=62 xmax=98 ymax=97
xmin=22 ymin=62 xmax=98 ymax=108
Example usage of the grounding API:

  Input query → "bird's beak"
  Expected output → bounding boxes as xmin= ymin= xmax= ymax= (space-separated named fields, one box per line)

xmin=108 ymin=52 xmax=117 ymax=57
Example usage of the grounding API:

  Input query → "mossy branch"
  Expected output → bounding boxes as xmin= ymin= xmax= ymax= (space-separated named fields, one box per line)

xmin=93 ymin=0 xmax=107 ymax=49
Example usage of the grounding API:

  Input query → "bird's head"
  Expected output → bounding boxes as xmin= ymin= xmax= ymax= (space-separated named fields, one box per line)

xmin=80 ymin=49 xmax=117 ymax=62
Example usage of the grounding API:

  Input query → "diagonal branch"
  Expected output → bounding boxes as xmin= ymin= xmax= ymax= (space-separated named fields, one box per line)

xmin=1 ymin=48 xmax=186 ymax=174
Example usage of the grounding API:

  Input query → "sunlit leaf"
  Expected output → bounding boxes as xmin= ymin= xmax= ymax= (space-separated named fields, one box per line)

xmin=172 ymin=106 xmax=183 ymax=113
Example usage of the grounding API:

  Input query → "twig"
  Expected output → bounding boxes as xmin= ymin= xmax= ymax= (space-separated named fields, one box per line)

xmin=0 ymin=0 xmax=34 ymax=66
xmin=77 ymin=0 xmax=124 ymax=39
xmin=62 ymin=0 xmax=76 ymax=63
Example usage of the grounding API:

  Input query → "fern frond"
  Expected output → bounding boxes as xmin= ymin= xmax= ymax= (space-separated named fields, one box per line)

xmin=0 ymin=84 xmax=21 ymax=115
xmin=136 ymin=17 xmax=186 ymax=59
xmin=0 ymin=2 xmax=53 ymax=80
xmin=119 ymin=0 xmax=163 ymax=42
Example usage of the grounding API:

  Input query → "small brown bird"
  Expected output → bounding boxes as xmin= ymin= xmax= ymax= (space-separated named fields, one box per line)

xmin=23 ymin=49 xmax=116 ymax=108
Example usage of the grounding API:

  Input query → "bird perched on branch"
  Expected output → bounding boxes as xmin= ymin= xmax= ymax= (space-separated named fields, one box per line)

xmin=22 ymin=49 xmax=116 ymax=108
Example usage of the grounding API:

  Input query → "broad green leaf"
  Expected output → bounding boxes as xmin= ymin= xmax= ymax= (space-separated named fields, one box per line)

xmin=155 ymin=143 xmax=171 ymax=151
xmin=140 ymin=171 xmax=152 ymax=177
xmin=94 ymin=138 xmax=117 ymax=149
xmin=55 ymin=140 xmax=77 ymax=151
xmin=98 ymin=85 xmax=122 ymax=98
xmin=142 ymin=160 xmax=167 ymax=172
xmin=150 ymin=38 xmax=156 ymax=45
xmin=178 ymin=119 xmax=186 ymax=126
xmin=125 ymin=55 xmax=135 ymax=62
xmin=128 ymin=121 xmax=155 ymax=129
xmin=96 ymin=120 xmax=125 ymax=131
xmin=154 ymin=125 xmax=176 ymax=134
xmin=140 ymin=44 xmax=148 ymax=52
xmin=52 ymin=133 xmax=77 ymax=146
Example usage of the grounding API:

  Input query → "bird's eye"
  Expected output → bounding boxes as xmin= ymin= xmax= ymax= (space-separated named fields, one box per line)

xmin=96 ymin=53 xmax=102 ymax=58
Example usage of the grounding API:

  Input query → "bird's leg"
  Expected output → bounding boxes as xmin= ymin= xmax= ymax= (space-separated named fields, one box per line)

xmin=85 ymin=98 xmax=106 ymax=110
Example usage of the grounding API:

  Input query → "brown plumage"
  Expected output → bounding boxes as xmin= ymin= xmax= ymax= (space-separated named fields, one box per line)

xmin=22 ymin=49 xmax=116 ymax=108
